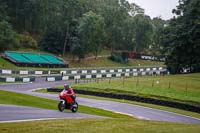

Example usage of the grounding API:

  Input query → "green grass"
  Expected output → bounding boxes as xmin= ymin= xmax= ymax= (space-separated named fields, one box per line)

xmin=0 ymin=90 xmax=129 ymax=119
xmin=0 ymin=118 xmax=200 ymax=133
xmin=0 ymin=56 xmax=164 ymax=70
xmin=68 ymin=58 xmax=164 ymax=68
xmin=71 ymin=73 xmax=200 ymax=106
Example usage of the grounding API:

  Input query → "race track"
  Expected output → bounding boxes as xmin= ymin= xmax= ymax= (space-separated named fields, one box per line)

xmin=0 ymin=104 xmax=101 ymax=123
xmin=0 ymin=78 xmax=200 ymax=124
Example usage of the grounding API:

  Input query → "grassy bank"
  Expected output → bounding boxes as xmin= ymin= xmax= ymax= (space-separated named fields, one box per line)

xmin=0 ymin=57 xmax=164 ymax=70
xmin=68 ymin=58 xmax=164 ymax=68
xmin=71 ymin=73 xmax=200 ymax=106
xmin=1 ymin=117 xmax=200 ymax=133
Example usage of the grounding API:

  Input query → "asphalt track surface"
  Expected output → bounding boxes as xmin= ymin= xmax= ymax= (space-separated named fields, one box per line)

xmin=0 ymin=78 xmax=200 ymax=124
xmin=0 ymin=104 xmax=101 ymax=123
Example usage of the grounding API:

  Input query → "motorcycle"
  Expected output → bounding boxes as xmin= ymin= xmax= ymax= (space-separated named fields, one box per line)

xmin=58 ymin=89 xmax=78 ymax=113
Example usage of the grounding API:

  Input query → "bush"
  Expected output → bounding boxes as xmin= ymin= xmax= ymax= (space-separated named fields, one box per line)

xmin=0 ymin=20 xmax=20 ymax=51
xmin=19 ymin=34 xmax=37 ymax=49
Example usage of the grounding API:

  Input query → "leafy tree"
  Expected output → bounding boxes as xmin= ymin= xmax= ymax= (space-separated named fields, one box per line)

xmin=163 ymin=0 xmax=200 ymax=73
xmin=78 ymin=11 xmax=106 ymax=58
xmin=133 ymin=15 xmax=153 ymax=53
xmin=151 ymin=17 xmax=167 ymax=56
xmin=0 ymin=20 xmax=20 ymax=52
xmin=39 ymin=30 xmax=64 ymax=54
xmin=70 ymin=36 xmax=84 ymax=61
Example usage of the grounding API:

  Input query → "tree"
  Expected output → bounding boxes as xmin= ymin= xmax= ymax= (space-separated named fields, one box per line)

xmin=39 ymin=30 xmax=64 ymax=54
xmin=70 ymin=36 xmax=84 ymax=61
xmin=78 ymin=11 xmax=106 ymax=58
xmin=0 ymin=20 xmax=20 ymax=51
xmin=151 ymin=17 xmax=167 ymax=56
xmin=133 ymin=15 xmax=153 ymax=53
xmin=163 ymin=0 xmax=200 ymax=73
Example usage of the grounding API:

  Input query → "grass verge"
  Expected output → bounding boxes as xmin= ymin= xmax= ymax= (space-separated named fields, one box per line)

xmin=0 ymin=117 xmax=200 ymax=133
xmin=71 ymin=73 xmax=200 ymax=106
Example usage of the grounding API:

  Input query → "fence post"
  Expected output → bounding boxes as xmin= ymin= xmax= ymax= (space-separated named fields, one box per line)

xmin=152 ymin=80 xmax=154 ymax=87
xmin=136 ymin=78 xmax=139 ymax=87
xmin=123 ymin=77 xmax=125 ymax=87
xmin=109 ymin=78 xmax=111 ymax=84
xmin=168 ymin=82 xmax=171 ymax=89
xmin=185 ymin=82 xmax=188 ymax=96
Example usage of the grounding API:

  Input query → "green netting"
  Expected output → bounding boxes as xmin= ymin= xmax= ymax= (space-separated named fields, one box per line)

xmin=6 ymin=52 xmax=31 ymax=62
xmin=22 ymin=53 xmax=49 ymax=63
xmin=41 ymin=54 xmax=63 ymax=64
xmin=6 ymin=51 xmax=64 ymax=64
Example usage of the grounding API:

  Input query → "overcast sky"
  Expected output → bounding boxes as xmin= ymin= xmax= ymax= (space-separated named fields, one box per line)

xmin=128 ymin=0 xmax=179 ymax=20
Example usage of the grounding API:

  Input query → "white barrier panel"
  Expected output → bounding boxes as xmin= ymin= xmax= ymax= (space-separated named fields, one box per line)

xmin=86 ymin=75 xmax=92 ymax=79
xmin=23 ymin=78 xmax=30 ymax=82
xmin=133 ymin=69 xmax=137 ymax=72
xmin=140 ymin=69 xmax=144 ymax=72
xmin=62 ymin=76 xmax=69 ymax=80
xmin=153 ymin=68 xmax=157 ymax=71
xmin=71 ymin=71 xmax=77 ymax=74
xmin=156 ymin=71 xmax=161 ymax=75
xmin=35 ymin=71 xmax=43 ymax=75
xmin=47 ymin=77 xmax=55 ymax=82
xmin=82 ymin=70 xmax=87 ymax=74
xmin=133 ymin=73 xmax=138 ymax=76
xmin=146 ymin=68 xmax=150 ymax=71
xmin=126 ymin=69 xmax=130 ymax=72
xmin=142 ymin=72 xmax=146 ymax=76
xmin=6 ymin=78 xmax=15 ymax=82
xmin=159 ymin=67 xmax=163 ymax=70
xmin=74 ymin=75 xmax=80 ymax=79
xmin=60 ymin=71 xmax=67 ymax=74
xmin=116 ymin=73 xmax=121 ymax=77
xmin=91 ymin=70 xmax=97 ymax=73
xmin=118 ymin=69 xmax=122 ymax=72
xmin=106 ymin=74 xmax=112 ymax=78
xmin=125 ymin=73 xmax=130 ymax=77
xmin=2 ymin=70 xmax=12 ymax=74
xmin=96 ymin=74 xmax=102 ymax=78
xmin=20 ymin=71 xmax=28 ymax=75
xmin=110 ymin=70 xmax=114 ymax=73
xmin=101 ymin=70 xmax=106 ymax=73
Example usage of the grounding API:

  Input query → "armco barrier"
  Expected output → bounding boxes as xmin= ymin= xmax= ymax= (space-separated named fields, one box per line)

xmin=0 ymin=76 xmax=35 ymax=83
xmin=47 ymin=88 xmax=200 ymax=114
xmin=45 ymin=69 xmax=166 ymax=82
xmin=0 ymin=66 xmax=167 ymax=76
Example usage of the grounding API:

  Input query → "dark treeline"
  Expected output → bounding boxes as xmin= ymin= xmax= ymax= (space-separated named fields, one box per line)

xmin=0 ymin=0 xmax=166 ymax=58
xmin=0 ymin=0 xmax=199 ymax=73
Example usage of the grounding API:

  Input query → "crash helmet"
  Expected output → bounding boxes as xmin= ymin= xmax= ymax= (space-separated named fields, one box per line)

xmin=64 ymin=84 xmax=70 ymax=90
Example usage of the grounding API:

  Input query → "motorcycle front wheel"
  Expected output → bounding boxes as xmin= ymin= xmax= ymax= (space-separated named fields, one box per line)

xmin=71 ymin=102 xmax=78 ymax=113
xmin=58 ymin=101 xmax=65 ymax=112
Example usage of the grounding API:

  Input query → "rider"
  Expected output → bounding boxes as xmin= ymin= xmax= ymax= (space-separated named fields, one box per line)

xmin=64 ymin=84 xmax=76 ymax=100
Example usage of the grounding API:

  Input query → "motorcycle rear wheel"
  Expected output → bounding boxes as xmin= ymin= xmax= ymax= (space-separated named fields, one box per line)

xmin=58 ymin=102 xmax=65 ymax=112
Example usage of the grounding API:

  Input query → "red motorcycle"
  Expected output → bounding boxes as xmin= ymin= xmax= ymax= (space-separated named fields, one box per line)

xmin=58 ymin=89 xmax=78 ymax=113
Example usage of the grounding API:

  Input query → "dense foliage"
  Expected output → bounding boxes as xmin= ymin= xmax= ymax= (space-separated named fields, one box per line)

xmin=163 ymin=0 xmax=200 ymax=73
xmin=0 ymin=0 xmax=166 ymax=59
xmin=1 ymin=0 xmax=199 ymax=73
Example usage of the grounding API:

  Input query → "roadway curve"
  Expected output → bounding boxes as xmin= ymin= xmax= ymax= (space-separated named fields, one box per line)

xmin=0 ymin=78 xmax=200 ymax=124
